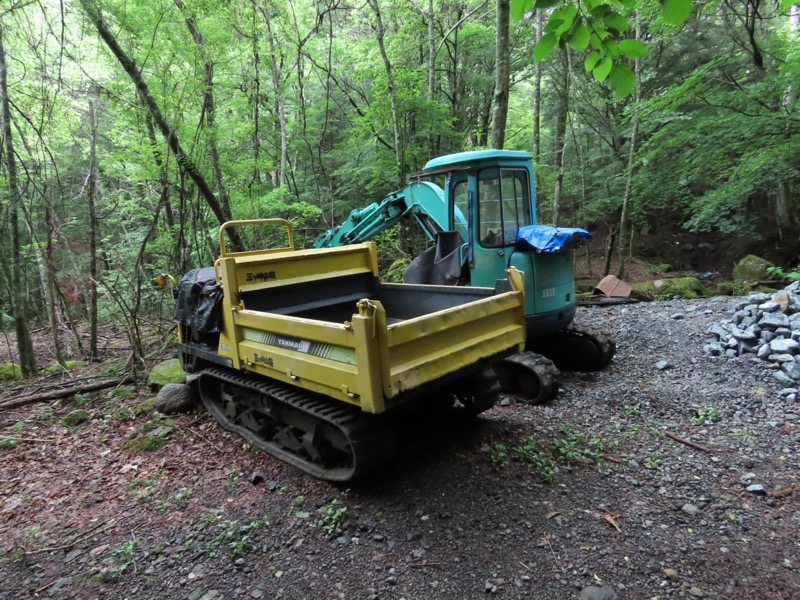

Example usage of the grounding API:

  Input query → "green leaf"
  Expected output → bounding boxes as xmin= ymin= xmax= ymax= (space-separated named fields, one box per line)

xmin=603 ymin=39 xmax=621 ymax=60
xmin=532 ymin=0 xmax=561 ymax=8
xmin=609 ymin=63 xmax=636 ymax=97
xmin=619 ymin=39 xmax=648 ymax=59
xmin=590 ymin=5 xmax=610 ymax=18
xmin=559 ymin=5 xmax=578 ymax=33
xmin=568 ymin=24 xmax=591 ymax=51
xmin=584 ymin=50 xmax=602 ymax=72
xmin=661 ymin=0 xmax=692 ymax=25
xmin=778 ymin=0 xmax=794 ymax=11
xmin=604 ymin=11 xmax=628 ymax=34
xmin=544 ymin=17 xmax=565 ymax=33
xmin=545 ymin=6 xmax=577 ymax=35
xmin=510 ymin=0 xmax=533 ymax=22
xmin=590 ymin=31 xmax=606 ymax=47
xmin=534 ymin=32 xmax=559 ymax=63
xmin=561 ymin=5 xmax=578 ymax=21
xmin=593 ymin=57 xmax=613 ymax=82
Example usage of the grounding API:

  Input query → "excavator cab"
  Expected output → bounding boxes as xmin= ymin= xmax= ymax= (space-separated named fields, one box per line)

xmin=418 ymin=150 xmax=579 ymax=339
xmin=314 ymin=149 xmax=614 ymax=380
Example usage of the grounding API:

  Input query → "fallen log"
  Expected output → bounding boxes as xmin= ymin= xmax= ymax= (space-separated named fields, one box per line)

xmin=0 ymin=376 xmax=134 ymax=411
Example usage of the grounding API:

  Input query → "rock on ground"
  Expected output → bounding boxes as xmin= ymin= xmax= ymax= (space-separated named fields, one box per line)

xmin=154 ymin=382 xmax=198 ymax=414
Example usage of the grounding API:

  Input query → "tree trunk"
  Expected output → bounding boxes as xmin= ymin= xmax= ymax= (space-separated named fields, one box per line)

xmin=775 ymin=5 xmax=798 ymax=237
xmin=532 ymin=10 xmax=543 ymax=210
xmin=616 ymin=20 xmax=642 ymax=280
xmin=248 ymin=1 xmax=262 ymax=190
xmin=603 ymin=224 xmax=617 ymax=277
xmin=175 ymin=0 xmax=233 ymax=220
xmin=0 ymin=24 xmax=37 ymax=377
xmin=367 ymin=0 xmax=404 ymax=188
xmin=490 ymin=0 xmax=510 ymax=149
xmin=43 ymin=206 xmax=67 ymax=368
xmin=88 ymin=99 xmax=100 ymax=358
xmin=262 ymin=0 xmax=289 ymax=195
xmin=427 ymin=0 xmax=435 ymax=100
xmin=77 ymin=0 xmax=242 ymax=252
xmin=141 ymin=105 xmax=180 ymax=270
xmin=426 ymin=0 xmax=436 ymax=154
xmin=551 ymin=54 xmax=570 ymax=225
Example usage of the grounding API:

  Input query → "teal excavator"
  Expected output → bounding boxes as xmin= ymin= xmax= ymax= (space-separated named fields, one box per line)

xmin=315 ymin=150 xmax=615 ymax=403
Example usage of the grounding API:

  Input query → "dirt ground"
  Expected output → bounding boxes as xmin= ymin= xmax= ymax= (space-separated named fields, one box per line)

xmin=1 ymin=232 xmax=799 ymax=600
xmin=2 ymin=293 xmax=800 ymax=600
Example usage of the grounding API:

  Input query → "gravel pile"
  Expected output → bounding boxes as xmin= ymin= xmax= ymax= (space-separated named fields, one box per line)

xmin=703 ymin=281 xmax=800 ymax=388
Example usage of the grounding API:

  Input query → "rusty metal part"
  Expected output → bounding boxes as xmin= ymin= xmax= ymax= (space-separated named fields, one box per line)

xmin=594 ymin=275 xmax=632 ymax=298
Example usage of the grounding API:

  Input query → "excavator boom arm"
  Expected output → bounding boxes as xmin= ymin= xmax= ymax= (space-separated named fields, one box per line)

xmin=314 ymin=181 xmax=462 ymax=248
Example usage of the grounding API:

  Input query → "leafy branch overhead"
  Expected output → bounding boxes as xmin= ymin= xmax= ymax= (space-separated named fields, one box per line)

xmin=511 ymin=0 xmax=692 ymax=97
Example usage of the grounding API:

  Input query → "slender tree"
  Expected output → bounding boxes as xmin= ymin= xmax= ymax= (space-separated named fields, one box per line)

xmin=175 ymin=0 xmax=233 ymax=220
xmin=43 ymin=205 xmax=66 ymax=367
xmin=77 ymin=0 xmax=243 ymax=251
xmin=532 ymin=10 xmax=543 ymax=202
xmin=551 ymin=52 xmax=570 ymax=225
xmin=367 ymin=0 xmax=404 ymax=187
xmin=261 ymin=0 xmax=290 ymax=193
xmin=491 ymin=0 xmax=510 ymax=148
xmin=0 ymin=23 xmax=37 ymax=376
xmin=87 ymin=98 xmax=99 ymax=358
xmin=616 ymin=19 xmax=642 ymax=279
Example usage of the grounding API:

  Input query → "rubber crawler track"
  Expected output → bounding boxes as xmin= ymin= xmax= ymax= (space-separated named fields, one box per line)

xmin=494 ymin=351 xmax=560 ymax=405
xmin=197 ymin=368 xmax=395 ymax=482
xmin=528 ymin=324 xmax=616 ymax=372
xmin=454 ymin=367 xmax=503 ymax=415
xmin=564 ymin=324 xmax=617 ymax=369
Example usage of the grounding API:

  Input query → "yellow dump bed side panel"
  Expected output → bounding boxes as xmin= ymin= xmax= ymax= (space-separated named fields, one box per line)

xmin=228 ymin=243 xmax=379 ymax=295
xmin=385 ymin=292 xmax=526 ymax=396
xmin=234 ymin=311 xmax=364 ymax=408
xmin=214 ymin=239 xmax=526 ymax=415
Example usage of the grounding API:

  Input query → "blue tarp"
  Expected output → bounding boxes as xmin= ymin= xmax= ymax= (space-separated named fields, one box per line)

xmin=517 ymin=225 xmax=593 ymax=253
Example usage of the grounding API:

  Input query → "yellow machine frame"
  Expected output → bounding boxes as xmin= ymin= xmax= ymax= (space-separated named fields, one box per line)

xmin=190 ymin=219 xmax=526 ymax=414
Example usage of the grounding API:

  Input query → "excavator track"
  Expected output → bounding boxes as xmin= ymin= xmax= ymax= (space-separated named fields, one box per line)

xmin=197 ymin=368 xmax=395 ymax=482
xmin=493 ymin=351 xmax=560 ymax=405
xmin=452 ymin=367 xmax=503 ymax=415
xmin=529 ymin=324 xmax=616 ymax=372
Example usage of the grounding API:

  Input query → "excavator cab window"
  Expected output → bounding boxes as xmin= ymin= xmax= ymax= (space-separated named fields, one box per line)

xmin=478 ymin=168 xmax=532 ymax=247
xmin=453 ymin=180 xmax=469 ymax=228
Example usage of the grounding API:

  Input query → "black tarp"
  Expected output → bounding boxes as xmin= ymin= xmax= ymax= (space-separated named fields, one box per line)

xmin=173 ymin=267 xmax=223 ymax=333
xmin=403 ymin=231 xmax=467 ymax=286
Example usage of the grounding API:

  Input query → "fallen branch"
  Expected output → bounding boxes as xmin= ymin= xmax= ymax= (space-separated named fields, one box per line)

xmin=184 ymin=426 xmax=226 ymax=453
xmin=25 ymin=517 xmax=119 ymax=557
xmin=768 ymin=484 xmax=799 ymax=499
xmin=665 ymin=431 xmax=712 ymax=453
xmin=602 ymin=453 xmax=624 ymax=464
xmin=1 ymin=437 xmax=56 ymax=444
xmin=0 ymin=376 xmax=134 ymax=411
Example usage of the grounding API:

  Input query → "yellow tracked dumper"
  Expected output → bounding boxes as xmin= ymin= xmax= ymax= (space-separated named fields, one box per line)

xmin=174 ymin=220 xmax=526 ymax=481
